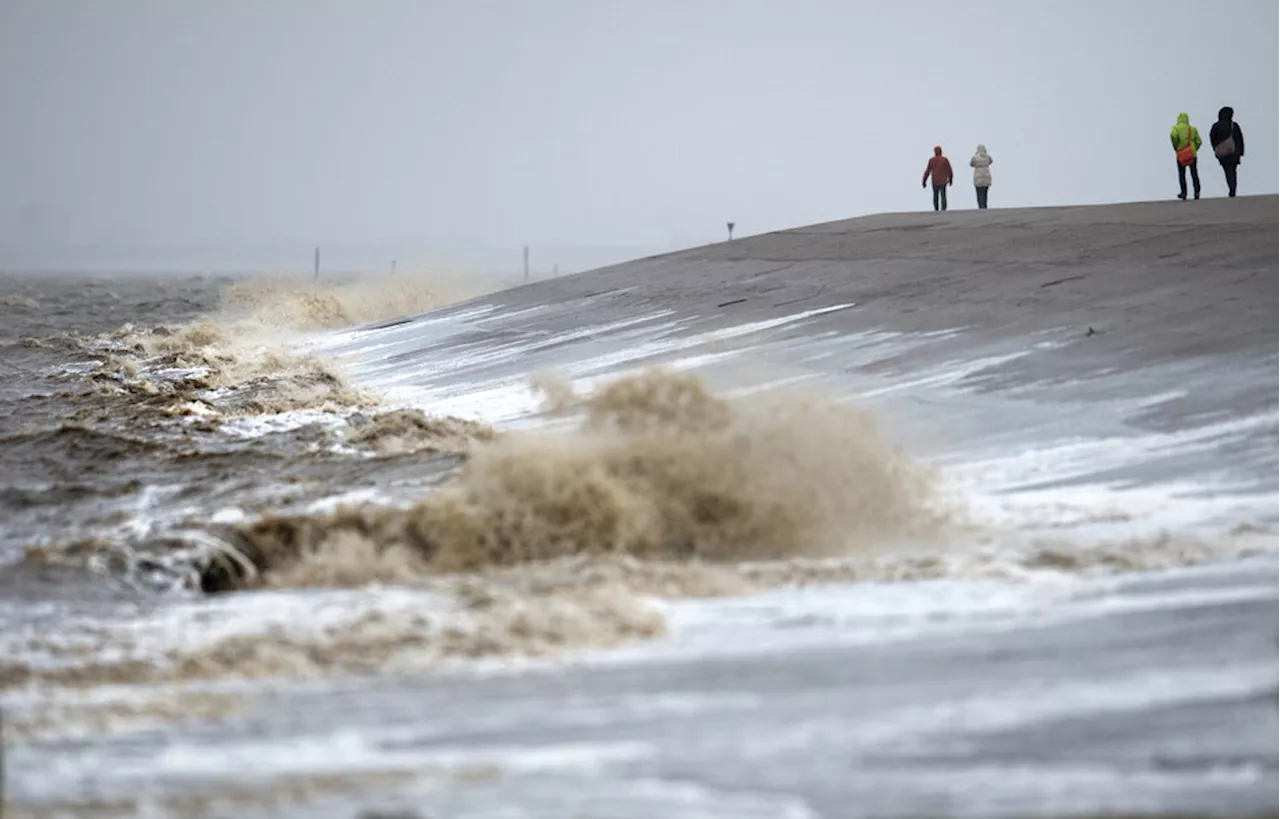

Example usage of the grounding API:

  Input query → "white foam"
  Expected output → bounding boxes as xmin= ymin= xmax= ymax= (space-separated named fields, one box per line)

xmin=373 ymin=378 xmax=543 ymax=428
xmin=582 ymin=584 xmax=1030 ymax=668
xmin=551 ymin=303 xmax=857 ymax=380
xmin=938 ymin=409 xmax=1278 ymax=537
xmin=457 ymin=776 xmax=822 ymax=819
xmin=581 ymin=558 xmax=1277 ymax=670
xmin=739 ymin=661 xmax=1278 ymax=757
xmin=17 ymin=729 xmax=656 ymax=804
xmin=857 ymin=350 xmax=1034 ymax=396
xmin=958 ymin=479 xmax=1275 ymax=539
xmin=852 ymin=763 xmax=1265 ymax=819
xmin=941 ymin=412 xmax=1275 ymax=484
xmin=216 ymin=409 xmax=347 ymax=438
xmin=300 ymin=487 xmax=397 ymax=514
xmin=310 ymin=304 xmax=861 ymax=430
xmin=339 ymin=311 xmax=676 ymax=386
xmin=209 ymin=508 xmax=248 ymax=525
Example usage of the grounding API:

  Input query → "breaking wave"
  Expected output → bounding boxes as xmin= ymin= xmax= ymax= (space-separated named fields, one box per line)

xmin=344 ymin=409 xmax=498 ymax=456
xmin=220 ymin=269 xmax=494 ymax=331
xmin=5 ymin=274 xmax=1271 ymax=692
xmin=96 ymin=320 xmax=369 ymax=417
xmin=1 ymin=293 xmax=39 ymax=310
xmin=189 ymin=369 xmax=941 ymax=591
xmin=6 ymin=534 xmax=1272 ymax=692
xmin=49 ymin=269 xmax=496 ymax=424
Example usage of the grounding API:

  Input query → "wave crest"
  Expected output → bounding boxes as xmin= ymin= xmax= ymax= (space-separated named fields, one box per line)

xmin=220 ymin=270 xmax=494 ymax=331
xmin=53 ymin=270 xmax=496 ymax=424
xmin=192 ymin=369 xmax=939 ymax=591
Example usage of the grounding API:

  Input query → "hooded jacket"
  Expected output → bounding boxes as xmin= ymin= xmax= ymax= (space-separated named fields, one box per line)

xmin=1169 ymin=113 xmax=1202 ymax=156
xmin=1209 ymin=106 xmax=1245 ymax=164
xmin=922 ymin=147 xmax=953 ymax=187
xmin=969 ymin=145 xmax=993 ymax=187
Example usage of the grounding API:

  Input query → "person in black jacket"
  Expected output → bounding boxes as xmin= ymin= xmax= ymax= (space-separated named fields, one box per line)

xmin=1209 ymin=106 xmax=1246 ymax=197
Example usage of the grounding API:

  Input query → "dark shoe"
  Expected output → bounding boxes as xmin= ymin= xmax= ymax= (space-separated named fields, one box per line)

xmin=1177 ymin=193 xmax=1187 ymax=200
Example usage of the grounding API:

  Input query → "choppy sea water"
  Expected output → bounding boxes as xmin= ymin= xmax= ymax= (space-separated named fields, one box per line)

xmin=0 ymin=269 xmax=1275 ymax=819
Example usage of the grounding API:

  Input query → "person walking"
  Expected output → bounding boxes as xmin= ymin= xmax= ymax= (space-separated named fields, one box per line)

xmin=1170 ymin=112 xmax=1202 ymax=200
xmin=921 ymin=146 xmax=954 ymax=211
xmin=1209 ymin=106 xmax=1246 ymax=197
xmin=970 ymin=144 xmax=994 ymax=209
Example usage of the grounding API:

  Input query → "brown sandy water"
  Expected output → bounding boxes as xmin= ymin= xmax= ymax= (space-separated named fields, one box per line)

xmin=0 ymin=270 xmax=494 ymax=563
xmin=0 ymin=268 xmax=956 ymax=706
xmin=0 ymin=267 xmax=1271 ymax=687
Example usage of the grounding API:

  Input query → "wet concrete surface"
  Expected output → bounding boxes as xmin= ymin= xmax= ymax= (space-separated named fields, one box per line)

xmin=16 ymin=558 xmax=1274 ymax=818
xmin=325 ymin=196 xmax=1278 ymax=509
xmin=310 ymin=196 xmax=1280 ymax=817
xmin=5 ymin=197 xmax=1278 ymax=818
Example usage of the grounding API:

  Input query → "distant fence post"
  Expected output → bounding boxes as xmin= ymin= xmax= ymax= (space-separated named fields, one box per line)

xmin=313 ymin=246 xmax=321 ymax=279
xmin=523 ymin=246 xmax=530 ymax=282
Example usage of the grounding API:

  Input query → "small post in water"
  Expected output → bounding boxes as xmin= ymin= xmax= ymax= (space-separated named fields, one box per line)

xmin=313 ymin=246 xmax=321 ymax=279
xmin=1 ymin=705 xmax=6 ymax=819
xmin=523 ymin=246 xmax=530 ymax=282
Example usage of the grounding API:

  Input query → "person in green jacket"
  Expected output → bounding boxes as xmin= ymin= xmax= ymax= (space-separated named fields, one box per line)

xmin=1170 ymin=112 xmax=1203 ymax=200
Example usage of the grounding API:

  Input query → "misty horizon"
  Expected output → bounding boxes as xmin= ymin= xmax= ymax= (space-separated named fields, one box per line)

xmin=2 ymin=0 xmax=1277 ymax=275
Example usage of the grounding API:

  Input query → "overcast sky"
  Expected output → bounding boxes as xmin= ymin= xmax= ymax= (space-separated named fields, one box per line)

xmin=1 ymin=0 xmax=1276 ymax=273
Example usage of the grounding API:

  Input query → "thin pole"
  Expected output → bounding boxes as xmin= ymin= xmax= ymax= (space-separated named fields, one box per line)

xmin=1 ymin=705 xmax=6 ymax=819
xmin=313 ymin=246 xmax=320 ymax=279
xmin=523 ymin=246 xmax=529 ymax=282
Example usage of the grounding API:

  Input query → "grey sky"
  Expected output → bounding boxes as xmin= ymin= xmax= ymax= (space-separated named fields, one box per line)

xmin=1 ymin=0 xmax=1276 ymax=273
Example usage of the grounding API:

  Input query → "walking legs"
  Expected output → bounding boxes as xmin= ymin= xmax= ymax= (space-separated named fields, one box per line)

xmin=1179 ymin=159 xmax=1201 ymax=200
xmin=1221 ymin=161 xmax=1238 ymax=197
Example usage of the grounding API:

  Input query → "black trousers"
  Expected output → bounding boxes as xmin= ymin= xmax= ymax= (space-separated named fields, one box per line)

xmin=975 ymin=186 xmax=989 ymax=209
xmin=1178 ymin=158 xmax=1201 ymax=199
xmin=932 ymin=184 xmax=948 ymax=211
xmin=1219 ymin=159 xmax=1239 ymax=197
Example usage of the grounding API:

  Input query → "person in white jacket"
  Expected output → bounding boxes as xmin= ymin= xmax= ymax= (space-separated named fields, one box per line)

xmin=969 ymin=145 xmax=993 ymax=209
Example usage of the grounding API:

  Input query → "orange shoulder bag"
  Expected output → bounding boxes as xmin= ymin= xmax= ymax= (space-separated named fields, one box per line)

xmin=1176 ymin=125 xmax=1197 ymax=166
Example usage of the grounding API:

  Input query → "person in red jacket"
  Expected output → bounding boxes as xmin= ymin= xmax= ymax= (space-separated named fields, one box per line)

xmin=922 ymin=146 xmax=954 ymax=211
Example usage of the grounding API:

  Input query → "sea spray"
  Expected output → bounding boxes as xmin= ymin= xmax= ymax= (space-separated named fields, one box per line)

xmin=206 ymin=368 xmax=942 ymax=590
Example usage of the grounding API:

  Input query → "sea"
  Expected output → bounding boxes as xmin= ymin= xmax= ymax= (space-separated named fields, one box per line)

xmin=0 ymin=259 xmax=1275 ymax=819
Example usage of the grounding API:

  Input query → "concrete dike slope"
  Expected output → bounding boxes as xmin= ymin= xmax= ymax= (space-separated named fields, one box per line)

xmin=3 ymin=198 xmax=1276 ymax=819
xmin=5 ymin=198 xmax=1274 ymax=819
xmin=328 ymin=194 xmax=1278 ymax=505
xmin=279 ymin=195 xmax=1278 ymax=818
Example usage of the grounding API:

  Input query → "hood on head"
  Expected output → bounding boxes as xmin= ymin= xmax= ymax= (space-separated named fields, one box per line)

xmin=976 ymin=144 xmax=987 ymax=154
xmin=1218 ymin=106 xmax=1234 ymax=121
xmin=1177 ymin=112 xmax=1190 ymax=125
xmin=933 ymin=146 xmax=943 ymax=156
